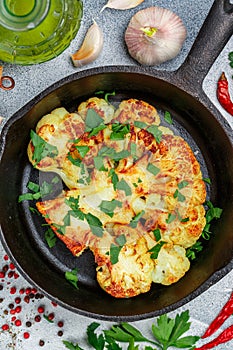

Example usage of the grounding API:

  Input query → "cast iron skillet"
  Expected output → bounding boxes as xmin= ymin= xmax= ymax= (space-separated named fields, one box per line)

xmin=0 ymin=0 xmax=233 ymax=321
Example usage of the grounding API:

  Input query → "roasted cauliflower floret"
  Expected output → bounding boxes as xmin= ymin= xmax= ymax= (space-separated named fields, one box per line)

xmin=95 ymin=237 xmax=154 ymax=298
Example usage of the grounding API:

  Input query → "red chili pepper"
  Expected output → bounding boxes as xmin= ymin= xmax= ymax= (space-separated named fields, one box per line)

xmin=202 ymin=291 xmax=233 ymax=338
xmin=195 ymin=325 xmax=233 ymax=350
xmin=217 ymin=72 xmax=233 ymax=116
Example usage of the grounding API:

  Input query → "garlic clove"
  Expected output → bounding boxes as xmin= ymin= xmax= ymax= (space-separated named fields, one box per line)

xmin=125 ymin=6 xmax=187 ymax=66
xmin=101 ymin=0 xmax=144 ymax=12
xmin=71 ymin=21 xmax=104 ymax=68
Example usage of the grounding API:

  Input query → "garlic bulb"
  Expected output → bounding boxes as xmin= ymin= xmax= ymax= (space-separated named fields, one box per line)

xmin=101 ymin=0 xmax=144 ymax=12
xmin=71 ymin=21 xmax=104 ymax=68
xmin=125 ymin=7 xmax=187 ymax=66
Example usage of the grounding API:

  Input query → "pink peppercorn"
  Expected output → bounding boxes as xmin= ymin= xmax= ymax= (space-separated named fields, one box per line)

xmin=0 ymin=271 xmax=5 ymax=278
xmin=15 ymin=306 xmax=21 ymax=313
xmin=10 ymin=286 xmax=16 ymax=294
xmin=15 ymin=297 xmax=21 ymax=304
xmin=58 ymin=321 xmax=64 ymax=328
xmin=25 ymin=287 xmax=31 ymax=295
xmin=4 ymin=255 xmax=9 ymax=261
xmin=9 ymin=263 xmax=15 ymax=270
xmin=23 ymin=332 xmax=30 ymax=339
xmin=48 ymin=313 xmax=54 ymax=321
xmin=2 ymin=324 xmax=9 ymax=331
xmin=19 ymin=288 xmax=25 ymax=294
xmin=15 ymin=319 xmax=22 ymax=327
xmin=38 ymin=306 xmax=45 ymax=313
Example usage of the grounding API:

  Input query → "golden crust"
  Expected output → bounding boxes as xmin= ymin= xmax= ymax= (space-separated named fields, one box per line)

xmin=29 ymin=97 xmax=207 ymax=298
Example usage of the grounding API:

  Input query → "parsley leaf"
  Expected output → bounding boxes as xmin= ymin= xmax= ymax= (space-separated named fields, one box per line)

xmin=134 ymin=121 xmax=148 ymax=129
xmin=85 ymin=109 xmax=104 ymax=131
xmin=151 ymin=310 xmax=199 ymax=349
xmin=164 ymin=111 xmax=173 ymax=124
xmin=129 ymin=210 xmax=145 ymax=228
xmin=149 ymin=241 xmax=166 ymax=259
xmin=67 ymin=153 xmax=82 ymax=167
xmin=153 ymin=228 xmax=161 ymax=241
xmin=63 ymin=341 xmax=84 ymax=350
xmin=203 ymin=177 xmax=211 ymax=184
xmin=186 ymin=241 xmax=203 ymax=260
xmin=109 ymin=168 xmax=119 ymax=190
xmin=166 ymin=213 xmax=176 ymax=224
xmin=44 ymin=227 xmax=57 ymax=248
xmin=30 ymin=130 xmax=58 ymax=164
xmin=99 ymin=199 xmax=122 ymax=217
xmin=75 ymin=145 xmax=90 ymax=158
xmin=110 ymin=235 xmax=127 ymax=265
xmin=88 ymin=124 xmax=107 ymax=137
xmin=87 ymin=323 xmax=105 ymax=350
xmin=177 ymin=180 xmax=189 ymax=189
xmin=110 ymin=123 xmax=130 ymax=140
xmin=147 ymin=125 xmax=163 ymax=143
xmin=116 ymin=179 xmax=132 ymax=196
xmin=94 ymin=156 xmax=108 ymax=172
xmin=65 ymin=268 xmax=79 ymax=289
xmin=173 ymin=189 xmax=186 ymax=202
xmin=86 ymin=213 xmax=103 ymax=237
xmin=146 ymin=163 xmax=160 ymax=176
xmin=95 ymin=90 xmax=115 ymax=103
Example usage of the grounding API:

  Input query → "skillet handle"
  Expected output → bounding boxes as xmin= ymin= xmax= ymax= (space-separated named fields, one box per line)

xmin=176 ymin=0 xmax=233 ymax=93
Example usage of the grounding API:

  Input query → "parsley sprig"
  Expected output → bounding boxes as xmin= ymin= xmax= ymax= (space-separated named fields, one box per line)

xmin=63 ymin=310 xmax=199 ymax=350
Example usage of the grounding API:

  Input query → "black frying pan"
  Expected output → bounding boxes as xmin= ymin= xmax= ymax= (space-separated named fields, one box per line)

xmin=0 ymin=0 xmax=233 ymax=321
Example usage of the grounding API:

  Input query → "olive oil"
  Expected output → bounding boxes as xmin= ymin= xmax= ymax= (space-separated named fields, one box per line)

xmin=0 ymin=0 xmax=83 ymax=65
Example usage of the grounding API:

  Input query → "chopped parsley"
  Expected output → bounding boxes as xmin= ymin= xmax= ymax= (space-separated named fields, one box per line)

xmin=95 ymin=90 xmax=116 ymax=103
xmin=203 ymin=177 xmax=211 ymax=184
xmin=85 ymin=109 xmax=104 ymax=131
xmin=177 ymin=180 xmax=189 ymax=189
xmin=166 ymin=213 xmax=176 ymax=224
xmin=129 ymin=210 xmax=145 ymax=228
xmin=44 ymin=227 xmax=57 ymax=248
xmin=94 ymin=156 xmax=108 ymax=171
xmin=164 ymin=111 xmax=173 ymax=124
xmin=116 ymin=179 xmax=132 ymax=196
xmin=75 ymin=145 xmax=90 ymax=158
xmin=110 ymin=123 xmax=130 ymax=140
xmin=67 ymin=153 xmax=82 ymax=167
xmin=109 ymin=168 xmax=119 ymax=190
xmin=30 ymin=130 xmax=58 ymax=165
xmin=173 ymin=189 xmax=186 ymax=202
xmin=110 ymin=234 xmax=126 ymax=264
xmin=153 ymin=228 xmax=161 ymax=241
xmin=65 ymin=268 xmax=79 ymax=289
xmin=147 ymin=125 xmax=163 ymax=143
xmin=99 ymin=199 xmax=122 ymax=217
xmin=146 ymin=163 xmax=160 ymax=176
xmin=149 ymin=241 xmax=166 ymax=259
xmin=85 ymin=213 xmax=103 ymax=237
xmin=134 ymin=120 xmax=148 ymax=129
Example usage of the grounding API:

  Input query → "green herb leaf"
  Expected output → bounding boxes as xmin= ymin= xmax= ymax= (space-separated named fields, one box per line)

xmin=88 ymin=124 xmax=107 ymax=137
xmin=130 ymin=142 xmax=137 ymax=160
xmin=166 ymin=213 xmax=176 ymax=224
xmin=146 ymin=163 xmax=160 ymax=176
xmin=110 ymin=244 xmax=122 ymax=265
xmin=30 ymin=130 xmax=58 ymax=164
xmin=94 ymin=156 xmax=108 ymax=172
xmin=86 ymin=213 xmax=103 ymax=237
xmin=111 ymin=150 xmax=130 ymax=161
xmin=153 ymin=228 xmax=161 ymax=241
xmin=116 ymin=179 xmax=132 ymax=196
xmin=99 ymin=199 xmax=122 ymax=217
xmin=173 ymin=189 xmax=186 ymax=202
xmin=44 ymin=227 xmax=57 ymax=248
xmin=164 ymin=111 xmax=173 ymax=124
xmin=95 ymin=90 xmax=116 ymax=103
xmin=149 ymin=241 xmax=166 ymax=259
xmin=109 ymin=168 xmax=119 ymax=190
xmin=177 ymin=180 xmax=189 ymax=189
xmin=85 ymin=109 xmax=104 ymax=131
xmin=27 ymin=181 xmax=40 ymax=193
xmin=151 ymin=310 xmax=199 ymax=349
xmin=87 ymin=322 xmax=105 ymax=350
xmin=186 ymin=241 xmax=203 ymax=260
xmin=43 ymin=314 xmax=54 ymax=323
xmin=63 ymin=340 xmax=84 ymax=350
xmin=75 ymin=145 xmax=90 ymax=158
xmin=203 ymin=177 xmax=211 ymax=184
xmin=116 ymin=234 xmax=126 ymax=246
xmin=65 ymin=268 xmax=79 ymax=289
xmin=129 ymin=210 xmax=145 ymax=228
xmin=110 ymin=123 xmax=130 ymax=140
xmin=18 ymin=193 xmax=37 ymax=203
xmin=147 ymin=125 xmax=163 ymax=143
xmin=67 ymin=153 xmax=82 ymax=167
xmin=134 ymin=121 xmax=148 ymax=129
